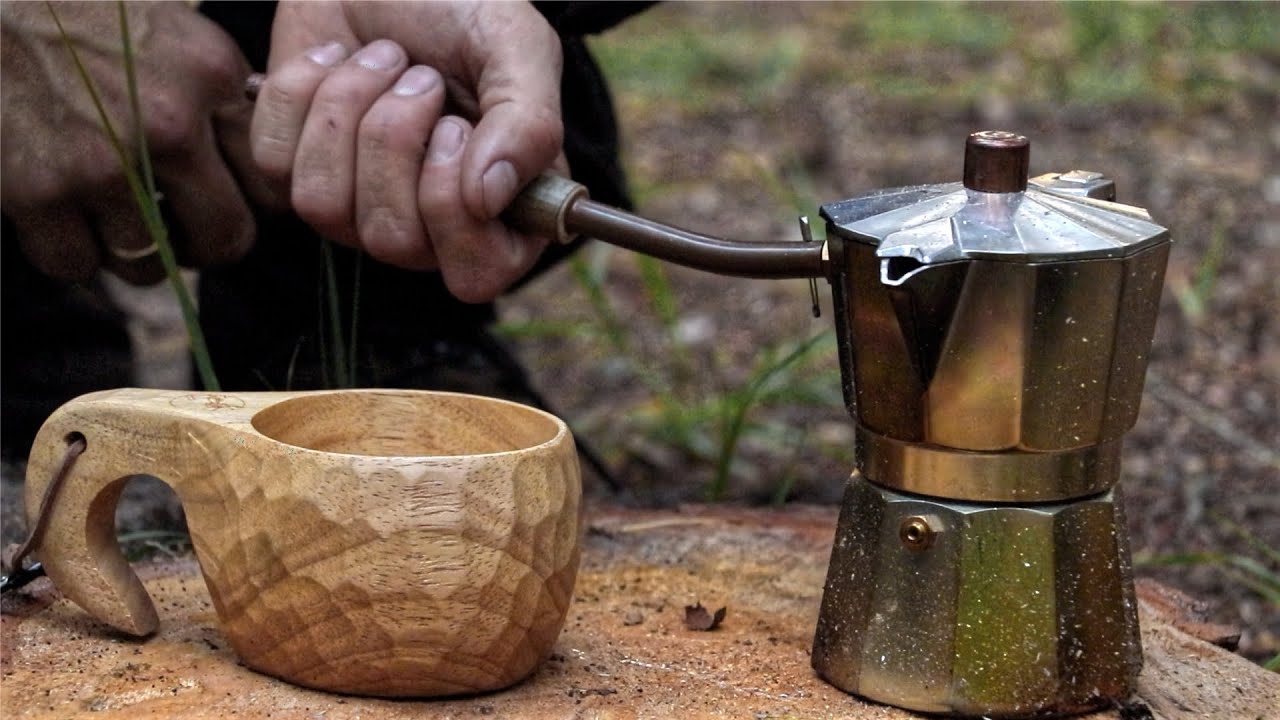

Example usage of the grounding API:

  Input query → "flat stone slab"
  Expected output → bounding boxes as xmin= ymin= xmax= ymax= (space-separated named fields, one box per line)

xmin=3 ymin=505 xmax=1276 ymax=719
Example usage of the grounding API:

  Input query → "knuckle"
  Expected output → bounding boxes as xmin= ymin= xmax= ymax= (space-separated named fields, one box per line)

xmin=311 ymin=83 xmax=366 ymax=125
xmin=364 ymin=238 xmax=434 ymax=270
xmin=416 ymin=178 xmax=454 ymax=220
xmin=189 ymin=34 xmax=245 ymax=87
xmin=261 ymin=67 xmax=322 ymax=114
xmin=142 ymin=94 xmax=201 ymax=154
xmin=528 ymin=106 xmax=564 ymax=154
xmin=75 ymin=144 xmax=127 ymax=190
xmin=251 ymin=137 xmax=294 ymax=179
xmin=360 ymin=111 xmax=427 ymax=161
xmin=292 ymin=181 xmax=348 ymax=233
xmin=359 ymin=208 xmax=414 ymax=253
xmin=251 ymin=98 xmax=302 ymax=177
xmin=358 ymin=114 xmax=395 ymax=156
xmin=437 ymin=240 xmax=512 ymax=304
xmin=5 ymin=167 xmax=66 ymax=208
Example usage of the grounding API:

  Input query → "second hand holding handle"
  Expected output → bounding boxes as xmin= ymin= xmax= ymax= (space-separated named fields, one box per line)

xmin=244 ymin=73 xmax=827 ymax=280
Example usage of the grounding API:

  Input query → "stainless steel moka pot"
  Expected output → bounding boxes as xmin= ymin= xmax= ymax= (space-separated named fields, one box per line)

xmin=808 ymin=131 xmax=1170 ymax=716
xmin=506 ymin=130 xmax=1171 ymax=717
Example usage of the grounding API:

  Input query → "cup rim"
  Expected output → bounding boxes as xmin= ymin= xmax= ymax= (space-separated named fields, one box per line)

xmin=248 ymin=388 xmax=571 ymax=460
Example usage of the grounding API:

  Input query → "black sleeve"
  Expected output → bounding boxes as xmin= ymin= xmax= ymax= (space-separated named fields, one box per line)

xmin=534 ymin=2 xmax=658 ymax=36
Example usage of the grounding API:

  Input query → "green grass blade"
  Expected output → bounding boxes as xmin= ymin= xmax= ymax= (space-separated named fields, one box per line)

xmin=707 ymin=331 xmax=829 ymax=500
xmin=1176 ymin=222 xmax=1229 ymax=324
xmin=636 ymin=255 xmax=694 ymax=388
xmin=637 ymin=256 xmax=679 ymax=331
xmin=315 ymin=246 xmax=332 ymax=389
xmin=320 ymin=239 xmax=349 ymax=387
xmin=1139 ymin=551 xmax=1280 ymax=606
xmin=49 ymin=1 xmax=220 ymax=390
xmin=348 ymin=249 xmax=363 ymax=387
xmin=117 ymin=3 xmax=155 ymax=198
xmin=1211 ymin=511 xmax=1280 ymax=567
xmin=570 ymin=252 xmax=630 ymax=355
xmin=116 ymin=3 xmax=220 ymax=391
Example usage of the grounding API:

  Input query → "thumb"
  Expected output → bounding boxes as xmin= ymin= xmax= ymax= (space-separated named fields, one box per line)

xmin=459 ymin=12 xmax=564 ymax=220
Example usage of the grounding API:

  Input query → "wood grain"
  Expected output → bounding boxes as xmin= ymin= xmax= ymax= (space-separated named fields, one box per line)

xmin=22 ymin=388 xmax=582 ymax=697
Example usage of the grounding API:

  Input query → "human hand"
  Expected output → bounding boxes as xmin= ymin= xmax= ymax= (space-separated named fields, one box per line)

xmin=251 ymin=1 xmax=565 ymax=303
xmin=1 ymin=1 xmax=268 ymax=285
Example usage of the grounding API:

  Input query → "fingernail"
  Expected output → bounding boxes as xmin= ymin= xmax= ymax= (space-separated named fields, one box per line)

xmin=307 ymin=42 xmax=347 ymax=67
xmin=393 ymin=66 xmax=440 ymax=96
xmin=428 ymin=120 xmax=465 ymax=163
xmin=481 ymin=161 xmax=518 ymax=219
xmin=354 ymin=40 xmax=401 ymax=71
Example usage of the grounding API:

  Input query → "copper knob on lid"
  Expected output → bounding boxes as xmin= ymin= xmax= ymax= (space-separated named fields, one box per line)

xmin=963 ymin=130 xmax=1029 ymax=193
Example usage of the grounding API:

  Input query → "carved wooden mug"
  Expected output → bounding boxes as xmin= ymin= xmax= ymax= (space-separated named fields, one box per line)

xmin=23 ymin=388 xmax=582 ymax=697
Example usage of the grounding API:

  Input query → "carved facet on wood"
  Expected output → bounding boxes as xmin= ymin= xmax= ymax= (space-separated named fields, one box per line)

xmin=23 ymin=389 xmax=582 ymax=697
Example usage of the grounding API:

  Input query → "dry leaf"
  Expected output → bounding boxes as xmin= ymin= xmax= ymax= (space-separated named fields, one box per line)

xmin=684 ymin=602 xmax=727 ymax=631
xmin=1136 ymin=578 xmax=1241 ymax=650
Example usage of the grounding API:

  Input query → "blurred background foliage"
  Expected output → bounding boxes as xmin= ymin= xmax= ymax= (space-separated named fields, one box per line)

xmin=591 ymin=2 xmax=1278 ymax=114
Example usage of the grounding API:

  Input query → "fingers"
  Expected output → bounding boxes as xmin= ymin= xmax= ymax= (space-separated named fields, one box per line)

xmin=253 ymin=39 xmax=462 ymax=270
xmin=91 ymin=187 xmax=165 ymax=286
xmin=156 ymin=121 xmax=256 ymax=267
xmin=292 ymin=40 xmax=414 ymax=245
xmin=255 ymin=40 xmax=421 ymax=247
xmin=249 ymin=23 xmax=564 ymax=297
xmin=9 ymin=120 xmax=252 ymax=287
xmin=2 ymin=1 xmax=261 ymax=285
xmin=12 ymin=140 xmax=253 ymax=289
xmin=420 ymin=117 xmax=549 ymax=303
xmin=320 ymin=1 xmax=566 ymax=225
xmin=355 ymin=65 xmax=446 ymax=269
xmin=251 ymin=41 xmax=350 ymax=192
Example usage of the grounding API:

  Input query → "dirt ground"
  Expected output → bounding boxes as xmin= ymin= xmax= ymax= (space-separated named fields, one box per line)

xmin=3 ymin=1 xmax=1276 ymax=670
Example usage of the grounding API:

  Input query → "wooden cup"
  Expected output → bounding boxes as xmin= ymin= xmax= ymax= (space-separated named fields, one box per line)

xmin=23 ymin=388 xmax=582 ymax=697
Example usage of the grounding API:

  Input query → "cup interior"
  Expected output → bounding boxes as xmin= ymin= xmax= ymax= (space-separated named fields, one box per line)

xmin=250 ymin=391 xmax=562 ymax=457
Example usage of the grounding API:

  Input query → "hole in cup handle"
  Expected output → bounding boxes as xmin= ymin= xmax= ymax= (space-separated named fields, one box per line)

xmin=20 ymin=388 xmax=257 ymax=636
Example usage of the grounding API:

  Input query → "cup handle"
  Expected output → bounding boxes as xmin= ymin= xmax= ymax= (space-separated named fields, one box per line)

xmin=21 ymin=388 xmax=269 ymax=636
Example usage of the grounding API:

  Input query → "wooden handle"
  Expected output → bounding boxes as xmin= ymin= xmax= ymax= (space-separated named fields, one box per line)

xmin=24 ymin=389 xmax=285 ymax=635
xmin=25 ymin=388 xmax=583 ymax=696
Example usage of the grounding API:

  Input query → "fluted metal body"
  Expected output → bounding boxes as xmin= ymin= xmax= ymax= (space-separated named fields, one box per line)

xmin=811 ymin=132 xmax=1170 ymax=716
